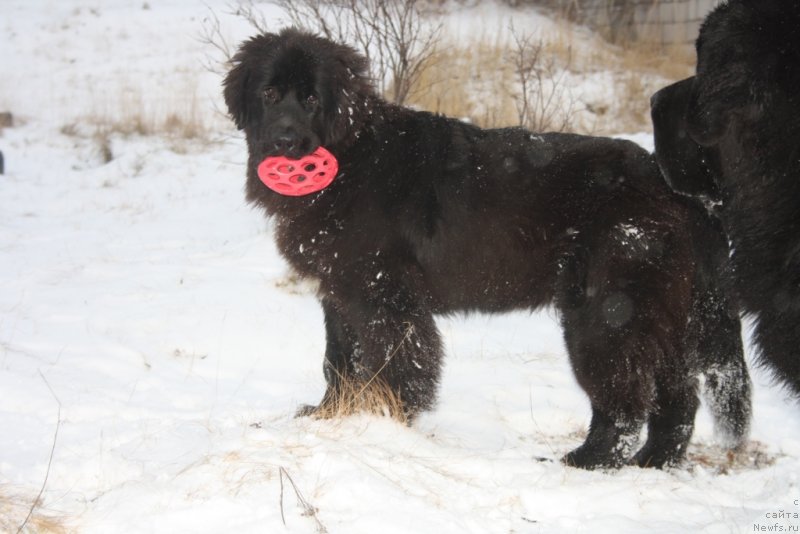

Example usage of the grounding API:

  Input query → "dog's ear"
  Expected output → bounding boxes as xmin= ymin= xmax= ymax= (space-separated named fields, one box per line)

xmin=323 ymin=43 xmax=374 ymax=146
xmin=684 ymin=74 xmax=735 ymax=147
xmin=223 ymin=59 xmax=250 ymax=130
xmin=223 ymin=33 xmax=278 ymax=130
xmin=651 ymin=77 xmax=721 ymax=200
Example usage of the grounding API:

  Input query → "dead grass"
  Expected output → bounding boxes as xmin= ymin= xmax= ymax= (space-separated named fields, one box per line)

xmin=686 ymin=440 xmax=779 ymax=475
xmin=616 ymin=39 xmax=694 ymax=81
xmin=59 ymin=77 xmax=215 ymax=160
xmin=405 ymin=35 xmax=581 ymax=131
xmin=612 ymin=41 xmax=694 ymax=132
xmin=305 ymin=372 xmax=408 ymax=424
xmin=278 ymin=467 xmax=327 ymax=533
xmin=87 ymin=93 xmax=210 ymax=141
xmin=0 ymin=488 xmax=67 ymax=534
xmin=60 ymin=104 xmax=211 ymax=162
xmin=404 ymin=21 xmax=694 ymax=134
xmin=406 ymin=35 xmax=519 ymax=128
xmin=544 ymin=1 xmax=696 ymax=78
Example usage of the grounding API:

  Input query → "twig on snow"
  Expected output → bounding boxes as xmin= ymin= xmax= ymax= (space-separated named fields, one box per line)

xmin=278 ymin=466 xmax=327 ymax=533
xmin=16 ymin=372 xmax=62 ymax=534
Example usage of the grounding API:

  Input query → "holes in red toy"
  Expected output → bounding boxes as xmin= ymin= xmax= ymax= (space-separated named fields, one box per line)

xmin=257 ymin=146 xmax=338 ymax=196
xmin=271 ymin=182 xmax=292 ymax=191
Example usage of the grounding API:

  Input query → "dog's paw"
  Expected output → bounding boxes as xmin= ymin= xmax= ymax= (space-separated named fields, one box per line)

xmin=294 ymin=404 xmax=321 ymax=418
xmin=561 ymin=447 xmax=626 ymax=470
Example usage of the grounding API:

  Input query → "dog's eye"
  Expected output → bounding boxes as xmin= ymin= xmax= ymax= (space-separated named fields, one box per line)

xmin=264 ymin=86 xmax=280 ymax=104
xmin=305 ymin=94 xmax=319 ymax=108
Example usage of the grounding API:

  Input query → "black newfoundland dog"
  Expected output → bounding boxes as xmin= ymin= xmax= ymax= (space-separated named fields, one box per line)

xmin=651 ymin=0 xmax=800 ymax=398
xmin=224 ymin=28 xmax=750 ymax=469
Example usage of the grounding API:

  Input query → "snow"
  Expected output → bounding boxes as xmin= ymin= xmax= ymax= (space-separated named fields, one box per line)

xmin=2 ymin=1 xmax=800 ymax=533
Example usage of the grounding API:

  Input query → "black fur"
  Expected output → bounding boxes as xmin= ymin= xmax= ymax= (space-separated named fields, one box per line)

xmin=225 ymin=28 xmax=750 ymax=469
xmin=651 ymin=0 xmax=800 ymax=397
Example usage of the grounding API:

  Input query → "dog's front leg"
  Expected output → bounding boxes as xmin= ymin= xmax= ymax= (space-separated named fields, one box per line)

xmin=299 ymin=262 xmax=444 ymax=422
xmin=339 ymin=261 xmax=443 ymax=422
xmin=296 ymin=297 xmax=360 ymax=418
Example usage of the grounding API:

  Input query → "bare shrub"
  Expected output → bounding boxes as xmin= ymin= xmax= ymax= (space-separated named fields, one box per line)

xmin=227 ymin=0 xmax=442 ymax=105
xmin=198 ymin=7 xmax=238 ymax=76
xmin=508 ymin=27 xmax=579 ymax=132
xmin=201 ymin=2 xmax=691 ymax=134
xmin=406 ymin=37 xmax=518 ymax=127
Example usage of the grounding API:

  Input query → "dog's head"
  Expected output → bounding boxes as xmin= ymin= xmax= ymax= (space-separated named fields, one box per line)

xmin=223 ymin=28 xmax=374 ymax=160
xmin=651 ymin=0 xmax=799 ymax=197
xmin=685 ymin=1 xmax=799 ymax=146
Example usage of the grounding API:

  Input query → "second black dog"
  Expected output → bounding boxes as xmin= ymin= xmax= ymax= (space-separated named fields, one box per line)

xmin=651 ymin=0 xmax=800 ymax=398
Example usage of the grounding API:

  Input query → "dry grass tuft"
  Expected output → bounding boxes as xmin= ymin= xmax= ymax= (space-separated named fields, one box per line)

xmin=0 ymin=488 xmax=67 ymax=534
xmin=59 ymin=90 xmax=214 ymax=161
xmin=59 ymin=78 xmax=215 ymax=158
xmin=87 ymin=92 xmax=210 ymax=141
xmin=305 ymin=372 xmax=408 ymax=424
xmin=686 ymin=440 xmax=779 ymax=475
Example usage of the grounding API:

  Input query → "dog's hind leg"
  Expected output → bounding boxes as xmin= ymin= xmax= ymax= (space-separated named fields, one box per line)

xmin=558 ymin=218 xmax=699 ymax=469
xmin=633 ymin=377 xmax=699 ymax=468
xmin=704 ymin=359 xmax=751 ymax=449
xmin=559 ymin=319 xmax=654 ymax=469
xmin=561 ymin=406 xmax=645 ymax=469
xmin=557 ymin=253 xmax=652 ymax=469
xmin=636 ymin=275 xmax=750 ymax=467
xmin=685 ymin=208 xmax=751 ymax=448
xmin=697 ymin=295 xmax=751 ymax=450
xmin=634 ymin=286 xmax=750 ymax=467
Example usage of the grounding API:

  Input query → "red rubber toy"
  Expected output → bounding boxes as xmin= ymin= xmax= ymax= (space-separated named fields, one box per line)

xmin=257 ymin=147 xmax=339 ymax=196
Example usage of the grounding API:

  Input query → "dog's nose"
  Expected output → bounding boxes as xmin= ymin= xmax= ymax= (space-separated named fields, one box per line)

xmin=273 ymin=136 xmax=300 ymax=154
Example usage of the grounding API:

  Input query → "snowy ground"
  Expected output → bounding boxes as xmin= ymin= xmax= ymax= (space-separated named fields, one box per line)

xmin=1 ymin=2 xmax=799 ymax=533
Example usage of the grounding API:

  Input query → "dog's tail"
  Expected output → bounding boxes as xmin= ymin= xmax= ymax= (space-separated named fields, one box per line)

xmin=686 ymin=202 xmax=751 ymax=449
